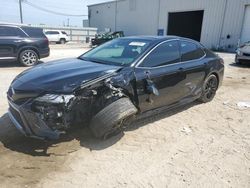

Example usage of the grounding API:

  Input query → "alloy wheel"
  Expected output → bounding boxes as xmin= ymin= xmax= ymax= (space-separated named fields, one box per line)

xmin=204 ymin=76 xmax=218 ymax=100
xmin=21 ymin=51 xmax=37 ymax=66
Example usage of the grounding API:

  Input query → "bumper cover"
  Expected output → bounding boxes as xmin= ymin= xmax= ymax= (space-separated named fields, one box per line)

xmin=39 ymin=48 xmax=50 ymax=59
xmin=8 ymin=100 xmax=61 ymax=140
xmin=236 ymin=54 xmax=250 ymax=62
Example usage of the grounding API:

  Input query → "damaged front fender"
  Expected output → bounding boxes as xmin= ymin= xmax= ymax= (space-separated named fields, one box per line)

xmin=8 ymin=68 xmax=138 ymax=140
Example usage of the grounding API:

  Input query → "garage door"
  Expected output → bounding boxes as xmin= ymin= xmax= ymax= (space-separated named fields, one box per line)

xmin=241 ymin=6 xmax=250 ymax=44
xmin=167 ymin=10 xmax=204 ymax=42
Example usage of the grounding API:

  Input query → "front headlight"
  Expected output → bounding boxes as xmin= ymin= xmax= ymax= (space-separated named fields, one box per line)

xmin=34 ymin=94 xmax=75 ymax=104
xmin=236 ymin=49 xmax=243 ymax=56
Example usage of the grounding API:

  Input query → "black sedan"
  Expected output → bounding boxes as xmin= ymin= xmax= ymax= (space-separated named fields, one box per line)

xmin=7 ymin=36 xmax=224 ymax=140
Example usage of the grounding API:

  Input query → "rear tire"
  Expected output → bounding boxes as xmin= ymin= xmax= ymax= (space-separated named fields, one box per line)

xmin=235 ymin=56 xmax=241 ymax=64
xmin=60 ymin=38 xmax=66 ymax=44
xmin=19 ymin=49 xmax=38 ymax=67
xmin=90 ymin=98 xmax=138 ymax=139
xmin=236 ymin=59 xmax=242 ymax=65
xmin=198 ymin=74 xmax=218 ymax=103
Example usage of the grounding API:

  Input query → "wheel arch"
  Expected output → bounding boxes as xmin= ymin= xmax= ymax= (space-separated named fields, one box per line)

xmin=210 ymin=72 xmax=219 ymax=83
xmin=205 ymin=71 xmax=220 ymax=90
xmin=18 ymin=46 xmax=40 ymax=59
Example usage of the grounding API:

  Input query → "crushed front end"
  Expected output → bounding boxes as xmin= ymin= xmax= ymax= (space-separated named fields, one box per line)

xmin=7 ymin=91 xmax=79 ymax=139
xmin=7 ymin=70 xmax=135 ymax=140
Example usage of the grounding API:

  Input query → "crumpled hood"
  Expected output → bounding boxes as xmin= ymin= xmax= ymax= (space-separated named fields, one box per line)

xmin=12 ymin=58 xmax=121 ymax=93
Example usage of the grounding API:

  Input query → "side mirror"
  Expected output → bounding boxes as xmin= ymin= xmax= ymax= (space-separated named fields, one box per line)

xmin=146 ymin=79 xmax=159 ymax=96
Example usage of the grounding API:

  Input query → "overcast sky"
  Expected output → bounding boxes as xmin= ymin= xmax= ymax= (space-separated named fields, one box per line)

xmin=0 ymin=0 xmax=109 ymax=27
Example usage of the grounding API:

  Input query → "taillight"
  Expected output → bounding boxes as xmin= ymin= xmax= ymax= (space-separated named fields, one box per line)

xmin=44 ymin=37 xmax=49 ymax=46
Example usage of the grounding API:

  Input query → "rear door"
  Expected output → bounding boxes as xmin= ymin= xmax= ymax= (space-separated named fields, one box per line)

xmin=179 ymin=40 xmax=207 ymax=98
xmin=45 ymin=31 xmax=59 ymax=42
xmin=21 ymin=27 xmax=49 ymax=50
xmin=51 ymin=31 xmax=60 ymax=42
xmin=134 ymin=40 xmax=187 ymax=112
xmin=0 ymin=26 xmax=26 ymax=60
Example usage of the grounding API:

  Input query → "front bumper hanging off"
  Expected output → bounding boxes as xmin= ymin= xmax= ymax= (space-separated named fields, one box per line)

xmin=8 ymin=100 xmax=61 ymax=140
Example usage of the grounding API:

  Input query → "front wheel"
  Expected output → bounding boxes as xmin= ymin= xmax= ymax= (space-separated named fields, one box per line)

xmin=19 ymin=49 xmax=38 ymax=67
xmin=89 ymin=98 xmax=138 ymax=139
xmin=198 ymin=74 xmax=218 ymax=103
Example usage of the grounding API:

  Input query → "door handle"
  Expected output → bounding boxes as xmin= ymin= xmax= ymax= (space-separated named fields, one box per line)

xmin=14 ymin=40 xmax=22 ymax=43
xmin=144 ymin=70 xmax=151 ymax=79
xmin=178 ymin=67 xmax=184 ymax=72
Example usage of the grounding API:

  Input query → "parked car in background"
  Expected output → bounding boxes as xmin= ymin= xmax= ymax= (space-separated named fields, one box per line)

xmin=0 ymin=24 xmax=50 ymax=66
xmin=236 ymin=41 xmax=250 ymax=64
xmin=7 ymin=36 xmax=224 ymax=140
xmin=91 ymin=31 xmax=124 ymax=46
xmin=45 ymin=30 xmax=69 ymax=44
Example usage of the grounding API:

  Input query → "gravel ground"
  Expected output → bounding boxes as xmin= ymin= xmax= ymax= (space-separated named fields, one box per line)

xmin=0 ymin=47 xmax=249 ymax=188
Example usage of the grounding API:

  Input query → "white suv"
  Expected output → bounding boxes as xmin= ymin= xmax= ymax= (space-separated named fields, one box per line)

xmin=45 ymin=30 xmax=69 ymax=44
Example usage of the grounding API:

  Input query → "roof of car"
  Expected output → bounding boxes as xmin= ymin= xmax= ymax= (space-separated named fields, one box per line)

xmin=45 ymin=30 xmax=62 ymax=32
xmin=121 ymin=35 xmax=201 ymax=45
xmin=0 ymin=24 xmax=20 ymax=28
xmin=122 ymin=35 xmax=181 ymax=41
xmin=0 ymin=24 xmax=40 ymax=29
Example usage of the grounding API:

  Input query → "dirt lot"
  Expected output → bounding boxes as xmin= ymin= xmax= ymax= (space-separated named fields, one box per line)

xmin=0 ymin=46 xmax=249 ymax=188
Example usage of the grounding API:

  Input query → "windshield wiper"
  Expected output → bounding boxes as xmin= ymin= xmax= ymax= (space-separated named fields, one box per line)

xmin=79 ymin=57 xmax=106 ymax=64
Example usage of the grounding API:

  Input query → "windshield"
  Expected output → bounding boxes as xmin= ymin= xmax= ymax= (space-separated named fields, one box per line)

xmin=80 ymin=38 xmax=151 ymax=66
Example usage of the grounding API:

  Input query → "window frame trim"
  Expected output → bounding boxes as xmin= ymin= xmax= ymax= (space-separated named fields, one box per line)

xmin=134 ymin=39 xmax=206 ymax=69
xmin=180 ymin=39 xmax=206 ymax=62
xmin=0 ymin=26 xmax=28 ymax=37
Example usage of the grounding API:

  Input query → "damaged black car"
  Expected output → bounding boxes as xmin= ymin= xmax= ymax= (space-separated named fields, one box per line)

xmin=7 ymin=36 xmax=224 ymax=140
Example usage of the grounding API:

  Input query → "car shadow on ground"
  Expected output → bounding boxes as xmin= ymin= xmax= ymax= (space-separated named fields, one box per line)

xmin=229 ymin=62 xmax=250 ymax=68
xmin=0 ymin=101 xmax=200 ymax=157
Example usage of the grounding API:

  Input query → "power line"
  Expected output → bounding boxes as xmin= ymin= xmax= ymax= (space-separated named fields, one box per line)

xmin=23 ymin=0 xmax=88 ymax=17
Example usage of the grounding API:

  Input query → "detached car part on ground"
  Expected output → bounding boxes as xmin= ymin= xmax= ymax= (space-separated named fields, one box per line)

xmin=236 ymin=41 xmax=250 ymax=64
xmin=91 ymin=31 xmax=124 ymax=46
xmin=7 ymin=36 xmax=224 ymax=140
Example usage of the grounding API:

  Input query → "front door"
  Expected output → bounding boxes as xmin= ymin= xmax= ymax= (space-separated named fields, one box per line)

xmin=0 ymin=26 xmax=27 ymax=61
xmin=134 ymin=40 xmax=187 ymax=112
xmin=0 ymin=26 xmax=14 ymax=60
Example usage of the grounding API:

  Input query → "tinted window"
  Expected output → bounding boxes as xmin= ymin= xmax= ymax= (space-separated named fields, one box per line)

xmin=140 ymin=41 xmax=180 ymax=67
xmin=61 ymin=31 xmax=67 ymax=35
xmin=46 ymin=31 xmax=59 ymax=35
xmin=0 ymin=27 xmax=7 ymax=36
xmin=21 ymin=27 xmax=45 ymax=37
xmin=0 ymin=26 xmax=26 ymax=37
xmin=181 ymin=41 xmax=205 ymax=61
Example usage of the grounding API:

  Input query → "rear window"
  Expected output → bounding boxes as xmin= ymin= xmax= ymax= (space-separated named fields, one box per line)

xmin=21 ymin=27 xmax=45 ymax=38
xmin=180 ymin=41 xmax=205 ymax=61
xmin=45 ymin=31 xmax=60 ymax=35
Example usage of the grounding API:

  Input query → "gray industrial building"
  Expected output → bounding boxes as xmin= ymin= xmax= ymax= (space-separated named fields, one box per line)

xmin=88 ymin=0 xmax=250 ymax=51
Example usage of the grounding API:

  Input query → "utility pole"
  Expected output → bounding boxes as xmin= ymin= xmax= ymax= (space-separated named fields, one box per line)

xmin=67 ymin=18 xmax=70 ymax=27
xmin=19 ymin=0 xmax=23 ymax=23
xmin=114 ymin=0 xmax=117 ymax=31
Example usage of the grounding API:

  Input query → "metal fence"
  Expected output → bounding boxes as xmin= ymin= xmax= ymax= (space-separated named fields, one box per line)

xmin=0 ymin=22 xmax=98 ymax=43
xmin=30 ymin=25 xmax=97 ymax=42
